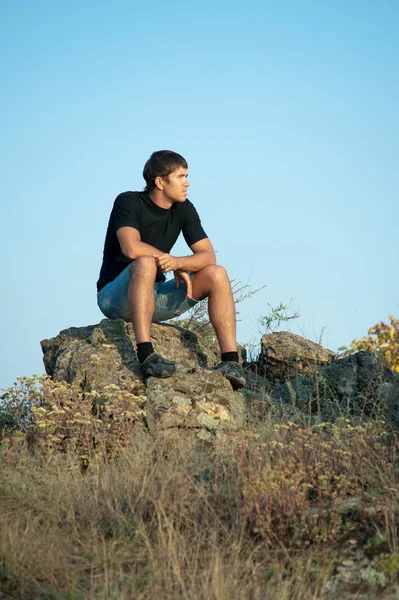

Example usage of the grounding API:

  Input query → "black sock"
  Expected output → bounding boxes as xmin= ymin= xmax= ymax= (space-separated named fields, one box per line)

xmin=222 ymin=351 xmax=239 ymax=363
xmin=137 ymin=342 xmax=155 ymax=364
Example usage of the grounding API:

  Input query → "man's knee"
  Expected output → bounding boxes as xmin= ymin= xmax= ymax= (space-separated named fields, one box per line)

xmin=129 ymin=256 xmax=157 ymax=278
xmin=200 ymin=264 xmax=229 ymax=284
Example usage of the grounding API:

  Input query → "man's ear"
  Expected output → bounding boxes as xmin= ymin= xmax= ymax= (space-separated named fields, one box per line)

xmin=155 ymin=176 xmax=163 ymax=190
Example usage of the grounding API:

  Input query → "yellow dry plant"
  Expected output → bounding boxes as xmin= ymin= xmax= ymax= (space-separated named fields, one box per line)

xmin=340 ymin=315 xmax=399 ymax=373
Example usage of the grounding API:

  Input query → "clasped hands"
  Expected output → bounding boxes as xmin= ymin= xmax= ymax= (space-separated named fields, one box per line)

xmin=153 ymin=253 xmax=193 ymax=300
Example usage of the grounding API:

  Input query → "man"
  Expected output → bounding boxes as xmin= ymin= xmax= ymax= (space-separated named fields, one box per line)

xmin=97 ymin=150 xmax=245 ymax=390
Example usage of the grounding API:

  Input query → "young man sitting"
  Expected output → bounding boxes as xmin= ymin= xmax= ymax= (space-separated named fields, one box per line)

xmin=97 ymin=150 xmax=246 ymax=390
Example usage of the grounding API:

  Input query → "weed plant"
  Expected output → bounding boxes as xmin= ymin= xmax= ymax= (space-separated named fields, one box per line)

xmin=1 ymin=375 xmax=399 ymax=598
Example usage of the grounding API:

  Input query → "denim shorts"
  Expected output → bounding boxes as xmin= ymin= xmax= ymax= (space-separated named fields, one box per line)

xmin=97 ymin=264 xmax=199 ymax=322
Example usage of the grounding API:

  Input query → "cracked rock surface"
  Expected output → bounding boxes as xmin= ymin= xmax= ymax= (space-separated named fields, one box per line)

xmin=41 ymin=318 xmax=245 ymax=442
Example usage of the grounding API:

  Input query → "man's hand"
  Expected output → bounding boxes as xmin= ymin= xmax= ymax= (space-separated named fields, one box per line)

xmin=174 ymin=269 xmax=193 ymax=300
xmin=153 ymin=253 xmax=178 ymax=273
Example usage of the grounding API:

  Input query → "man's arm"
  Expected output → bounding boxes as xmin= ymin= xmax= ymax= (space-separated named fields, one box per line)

xmin=175 ymin=238 xmax=216 ymax=271
xmin=117 ymin=226 xmax=161 ymax=260
xmin=154 ymin=238 xmax=216 ymax=274
xmin=117 ymin=226 xmax=216 ymax=273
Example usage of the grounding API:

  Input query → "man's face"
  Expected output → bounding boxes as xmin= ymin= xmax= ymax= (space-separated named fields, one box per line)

xmin=161 ymin=167 xmax=190 ymax=202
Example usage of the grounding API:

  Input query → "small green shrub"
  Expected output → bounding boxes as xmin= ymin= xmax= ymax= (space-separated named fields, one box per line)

xmin=258 ymin=299 xmax=301 ymax=334
xmin=374 ymin=553 xmax=399 ymax=579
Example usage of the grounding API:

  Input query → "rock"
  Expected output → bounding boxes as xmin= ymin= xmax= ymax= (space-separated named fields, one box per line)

xmin=272 ymin=351 xmax=399 ymax=426
xmin=320 ymin=351 xmax=399 ymax=422
xmin=146 ymin=369 xmax=245 ymax=441
xmin=324 ymin=553 xmax=391 ymax=599
xmin=259 ymin=331 xmax=335 ymax=381
xmin=41 ymin=318 xmax=223 ymax=392
xmin=40 ymin=319 xmax=245 ymax=442
xmin=40 ymin=320 xmax=399 ymax=437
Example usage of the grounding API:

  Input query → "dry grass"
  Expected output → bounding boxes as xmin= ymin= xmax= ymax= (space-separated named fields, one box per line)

xmin=1 ymin=410 xmax=399 ymax=599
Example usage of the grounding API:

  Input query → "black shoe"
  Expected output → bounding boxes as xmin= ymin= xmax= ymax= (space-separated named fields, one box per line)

xmin=140 ymin=353 xmax=179 ymax=379
xmin=213 ymin=361 xmax=246 ymax=390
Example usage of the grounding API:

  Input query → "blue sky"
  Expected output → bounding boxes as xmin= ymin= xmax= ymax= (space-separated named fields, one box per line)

xmin=1 ymin=0 xmax=398 ymax=390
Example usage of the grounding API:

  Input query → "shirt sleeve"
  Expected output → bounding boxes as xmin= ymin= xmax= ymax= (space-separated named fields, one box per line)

xmin=182 ymin=200 xmax=208 ymax=247
xmin=113 ymin=193 xmax=141 ymax=232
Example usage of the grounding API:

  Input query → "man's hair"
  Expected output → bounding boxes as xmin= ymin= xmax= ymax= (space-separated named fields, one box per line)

xmin=143 ymin=150 xmax=188 ymax=192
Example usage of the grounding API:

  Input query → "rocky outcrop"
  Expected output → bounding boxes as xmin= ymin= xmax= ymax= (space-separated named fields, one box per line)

xmin=41 ymin=318 xmax=245 ymax=441
xmin=41 ymin=318 xmax=220 ymax=390
xmin=145 ymin=370 xmax=245 ymax=441
xmin=40 ymin=320 xmax=399 ymax=436
xmin=273 ymin=351 xmax=399 ymax=424
xmin=259 ymin=331 xmax=336 ymax=380
xmin=321 ymin=351 xmax=399 ymax=421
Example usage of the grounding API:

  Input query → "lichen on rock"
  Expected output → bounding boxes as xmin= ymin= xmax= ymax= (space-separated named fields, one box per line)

xmin=40 ymin=319 xmax=246 ymax=443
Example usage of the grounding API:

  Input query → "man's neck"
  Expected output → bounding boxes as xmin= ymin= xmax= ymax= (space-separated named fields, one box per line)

xmin=149 ymin=189 xmax=173 ymax=210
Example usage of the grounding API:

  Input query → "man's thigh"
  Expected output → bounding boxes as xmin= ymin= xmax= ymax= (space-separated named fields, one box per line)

xmin=97 ymin=267 xmax=198 ymax=322
xmin=97 ymin=264 xmax=131 ymax=320
xmin=153 ymin=277 xmax=198 ymax=322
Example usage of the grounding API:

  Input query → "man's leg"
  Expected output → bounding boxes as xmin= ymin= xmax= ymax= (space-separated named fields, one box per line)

xmin=191 ymin=265 xmax=246 ymax=389
xmin=128 ymin=256 xmax=178 ymax=378
xmin=128 ymin=256 xmax=157 ymax=343
xmin=191 ymin=265 xmax=237 ymax=353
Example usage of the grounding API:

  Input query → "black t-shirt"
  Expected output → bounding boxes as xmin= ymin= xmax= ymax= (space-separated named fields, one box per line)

xmin=97 ymin=191 xmax=208 ymax=291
